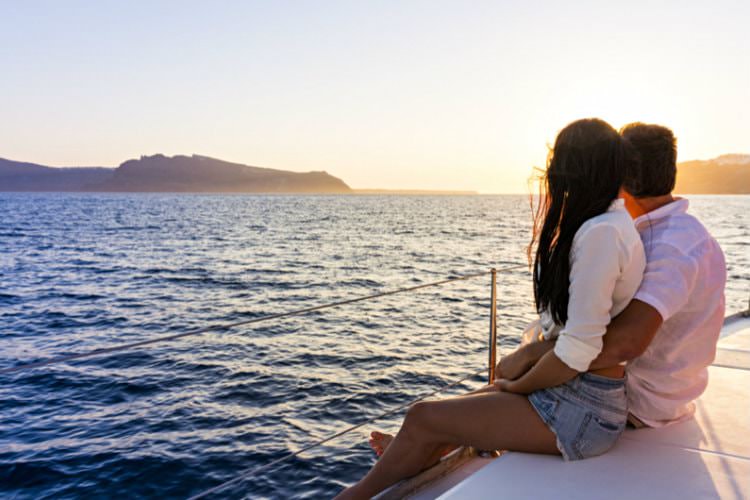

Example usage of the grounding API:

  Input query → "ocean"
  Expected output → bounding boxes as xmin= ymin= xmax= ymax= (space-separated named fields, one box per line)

xmin=1 ymin=193 xmax=748 ymax=499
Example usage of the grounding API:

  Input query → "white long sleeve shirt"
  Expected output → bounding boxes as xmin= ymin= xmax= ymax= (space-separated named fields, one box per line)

xmin=539 ymin=199 xmax=646 ymax=372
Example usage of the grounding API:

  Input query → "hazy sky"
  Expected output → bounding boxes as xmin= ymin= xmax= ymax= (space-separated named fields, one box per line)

xmin=2 ymin=1 xmax=748 ymax=192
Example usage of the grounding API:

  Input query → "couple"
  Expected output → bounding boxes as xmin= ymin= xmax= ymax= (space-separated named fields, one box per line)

xmin=336 ymin=119 xmax=726 ymax=499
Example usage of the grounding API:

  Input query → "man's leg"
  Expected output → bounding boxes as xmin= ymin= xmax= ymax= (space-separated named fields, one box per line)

xmin=336 ymin=390 xmax=558 ymax=499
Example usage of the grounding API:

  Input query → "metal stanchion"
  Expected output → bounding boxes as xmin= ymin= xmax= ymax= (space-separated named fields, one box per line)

xmin=488 ymin=268 xmax=498 ymax=384
xmin=478 ymin=268 xmax=501 ymax=459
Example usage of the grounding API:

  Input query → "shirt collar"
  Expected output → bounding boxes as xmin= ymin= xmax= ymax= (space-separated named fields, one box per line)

xmin=634 ymin=197 xmax=689 ymax=229
xmin=608 ymin=198 xmax=625 ymax=212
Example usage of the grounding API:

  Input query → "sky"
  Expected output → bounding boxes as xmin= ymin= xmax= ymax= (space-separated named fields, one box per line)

xmin=1 ymin=1 xmax=748 ymax=193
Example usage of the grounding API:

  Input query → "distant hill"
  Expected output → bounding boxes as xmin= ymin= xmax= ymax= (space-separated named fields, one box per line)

xmin=3 ymin=153 xmax=747 ymax=194
xmin=353 ymin=189 xmax=478 ymax=195
xmin=0 ymin=155 xmax=351 ymax=193
xmin=0 ymin=159 xmax=112 ymax=191
xmin=675 ymin=154 xmax=750 ymax=194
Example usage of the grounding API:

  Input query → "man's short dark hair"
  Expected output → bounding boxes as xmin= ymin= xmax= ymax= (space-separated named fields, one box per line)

xmin=620 ymin=123 xmax=677 ymax=197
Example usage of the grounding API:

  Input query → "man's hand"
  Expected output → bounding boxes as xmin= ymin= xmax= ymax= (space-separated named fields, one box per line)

xmin=495 ymin=339 xmax=555 ymax=381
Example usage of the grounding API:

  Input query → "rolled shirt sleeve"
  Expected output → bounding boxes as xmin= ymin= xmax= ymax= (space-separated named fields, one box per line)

xmin=554 ymin=223 xmax=623 ymax=372
xmin=633 ymin=242 xmax=699 ymax=322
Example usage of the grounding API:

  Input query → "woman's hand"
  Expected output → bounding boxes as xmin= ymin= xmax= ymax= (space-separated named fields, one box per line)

xmin=498 ymin=350 xmax=579 ymax=396
xmin=494 ymin=378 xmax=527 ymax=394
xmin=495 ymin=340 xmax=555 ymax=381
xmin=495 ymin=349 xmax=532 ymax=381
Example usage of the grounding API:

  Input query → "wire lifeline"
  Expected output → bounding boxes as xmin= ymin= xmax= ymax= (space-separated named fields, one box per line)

xmin=186 ymin=366 xmax=487 ymax=500
xmin=0 ymin=264 xmax=528 ymax=375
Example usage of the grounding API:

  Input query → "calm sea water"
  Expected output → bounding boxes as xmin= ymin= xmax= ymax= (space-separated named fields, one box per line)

xmin=1 ymin=194 xmax=748 ymax=499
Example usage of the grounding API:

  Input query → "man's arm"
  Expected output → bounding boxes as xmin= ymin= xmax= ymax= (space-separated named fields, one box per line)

xmin=496 ymin=299 xmax=661 ymax=382
xmin=589 ymin=299 xmax=663 ymax=369
xmin=498 ymin=300 xmax=662 ymax=394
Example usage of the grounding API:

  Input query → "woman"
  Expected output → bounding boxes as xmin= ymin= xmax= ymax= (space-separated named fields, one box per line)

xmin=335 ymin=118 xmax=646 ymax=499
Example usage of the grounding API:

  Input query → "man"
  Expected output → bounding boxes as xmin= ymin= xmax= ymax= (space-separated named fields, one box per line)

xmin=499 ymin=122 xmax=727 ymax=428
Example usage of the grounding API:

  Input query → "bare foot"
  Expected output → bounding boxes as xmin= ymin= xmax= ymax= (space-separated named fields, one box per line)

xmin=368 ymin=431 xmax=393 ymax=457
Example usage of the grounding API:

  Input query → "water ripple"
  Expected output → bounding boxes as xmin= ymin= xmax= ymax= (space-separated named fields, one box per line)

xmin=0 ymin=193 xmax=747 ymax=499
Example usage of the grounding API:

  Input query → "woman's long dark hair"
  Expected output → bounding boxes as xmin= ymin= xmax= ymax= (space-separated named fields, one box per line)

xmin=529 ymin=118 xmax=630 ymax=325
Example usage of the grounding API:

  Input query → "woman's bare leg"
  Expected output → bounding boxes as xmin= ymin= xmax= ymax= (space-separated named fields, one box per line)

xmin=367 ymin=383 xmax=502 ymax=459
xmin=335 ymin=391 xmax=557 ymax=499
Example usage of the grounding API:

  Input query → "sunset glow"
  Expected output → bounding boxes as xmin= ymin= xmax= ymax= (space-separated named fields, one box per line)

xmin=2 ymin=1 xmax=748 ymax=192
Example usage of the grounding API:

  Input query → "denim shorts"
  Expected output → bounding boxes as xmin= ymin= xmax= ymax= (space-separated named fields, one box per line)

xmin=527 ymin=372 xmax=628 ymax=461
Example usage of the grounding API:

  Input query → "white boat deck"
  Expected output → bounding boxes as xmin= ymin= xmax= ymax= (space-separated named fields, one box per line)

xmin=408 ymin=313 xmax=750 ymax=500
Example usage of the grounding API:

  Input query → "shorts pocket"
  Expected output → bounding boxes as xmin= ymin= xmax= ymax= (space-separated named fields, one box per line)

xmin=572 ymin=413 xmax=625 ymax=460
xmin=529 ymin=390 xmax=560 ymax=425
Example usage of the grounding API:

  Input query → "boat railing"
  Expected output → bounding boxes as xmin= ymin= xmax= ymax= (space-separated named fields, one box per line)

xmin=0 ymin=264 xmax=525 ymax=376
xmin=2 ymin=264 xmax=529 ymax=498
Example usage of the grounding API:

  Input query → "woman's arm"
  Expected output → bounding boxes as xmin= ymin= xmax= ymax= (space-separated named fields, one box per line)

xmin=496 ymin=350 xmax=577 ymax=394
xmin=494 ymin=339 xmax=555 ymax=381
xmin=500 ymin=219 xmax=638 ymax=393
xmin=550 ymin=222 xmax=626 ymax=372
